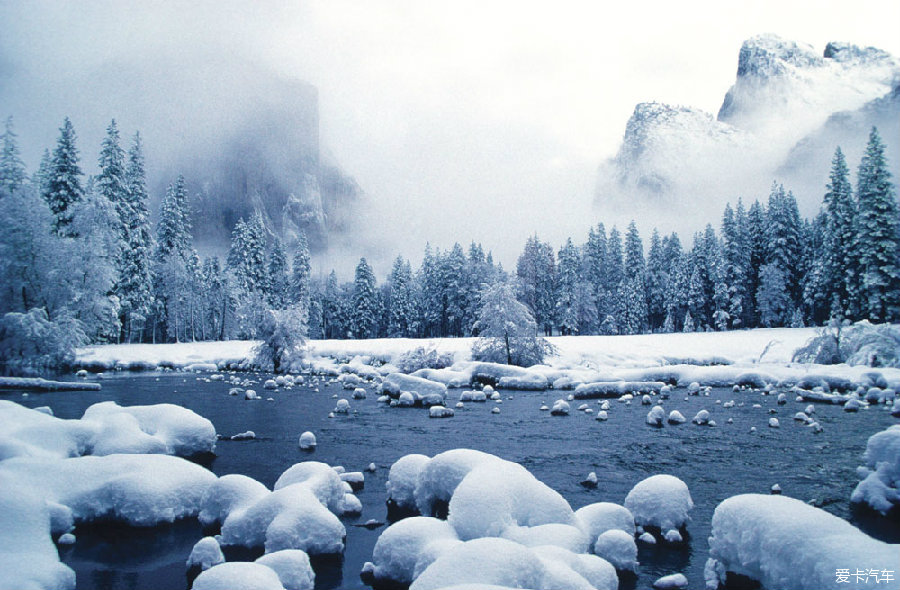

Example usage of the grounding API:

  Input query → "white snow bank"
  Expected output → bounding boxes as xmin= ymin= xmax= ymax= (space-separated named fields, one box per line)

xmin=624 ymin=474 xmax=693 ymax=530
xmin=707 ymin=494 xmax=900 ymax=590
xmin=370 ymin=517 xmax=461 ymax=585
xmin=0 ymin=376 xmax=100 ymax=391
xmin=574 ymin=502 xmax=636 ymax=543
xmin=0 ymin=454 xmax=216 ymax=526
xmin=574 ymin=381 xmax=665 ymax=398
xmin=851 ymin=424 xmax=900 ymax=514
xmin=77 ymin=340 xmax=256 ymax=371
xmin=413 ymin=449 xmax=501 ymax=516
xmin=0 ymin=400 xmax=215 ymax=461
xmin=593 ymin=529 xmax=638 ymax=571
xmin=192 ymin=561 xmax=286 ymax=590
xmin=206 ymin=462 xmax=356 ymax=556
xmin=255 ymin=550 xmax=315 ymax=590
xmin=0 ymin=481 xmax=76 ymax=590
xmin=381 ymin=373 xmax=447 ymax=400
xmin=387 ymin=454 xmax=431 ymax=511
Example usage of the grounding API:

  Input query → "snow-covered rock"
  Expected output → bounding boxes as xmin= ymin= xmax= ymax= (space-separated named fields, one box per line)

xmin=187 ymin=536 xmax=226 ymax=571
xmin=707 ymin=493 xmax=900 ymax=590
xmin=334 ymin=399 xmax=350 ymax=414
xmin=851 ymin=424 xmax=900 ymax=514
xmin=575 ymin=502 xmax=636 ymax=544
xmin=667 ymin=410 xmax=686 ymax=424
xmin=692 ymin=409 xmax=710 ymax=425
xmin=593 ymin=529 xmax=638 ymax=571
xmin=192 ymin=561 xmax=287 ymax=590
xmin=573 ymin=381 xmax=665 ymax=399
xmin=653 ymin=572 xmax=688 ymax=589
xmin=646 ymin=405 xmax=665 ymax=426
xmin=387 ymin=454 xmax=431 ymax=512
xmin=381 ymin=374 xmax=447 ymax=400
xmin=255 ymin=550 xmax=316 ymax=590
xmin=550 ymin=399 xmax=570 ymax=416
xmin=298 ymin=431 xmax=316 ymax=450
xmin=428 ymin=405 xmax=455 ymax=418
xmin=624 ymin=474 xmax=693 ymax=530
xmin=368 ymin=517 xmax=460 ymax=586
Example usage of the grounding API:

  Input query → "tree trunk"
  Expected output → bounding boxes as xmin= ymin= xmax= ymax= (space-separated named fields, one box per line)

xmin=505 ymin=332 xmax=512 ymax=365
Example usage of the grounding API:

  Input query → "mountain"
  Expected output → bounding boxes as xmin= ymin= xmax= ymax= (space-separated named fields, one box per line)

xmin=596 ymin=35 xmax=899 ymax=223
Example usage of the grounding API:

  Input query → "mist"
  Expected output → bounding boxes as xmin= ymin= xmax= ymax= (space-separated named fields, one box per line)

xmin=2 ymin=0 xmax=899 ymax=278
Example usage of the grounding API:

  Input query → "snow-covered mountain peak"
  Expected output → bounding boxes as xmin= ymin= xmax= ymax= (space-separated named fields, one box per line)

xmin=734 ymin=34 xmax=823 ymax=79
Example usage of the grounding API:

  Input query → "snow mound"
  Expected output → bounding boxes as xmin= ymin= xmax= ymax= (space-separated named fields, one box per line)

xmin=708 ymin=493 xmax=900 ymax=590
xmin=0 ymin=481 xmax=76 ymax=590
xmin=387 ymin=454 xmax=431 ymax=511
xmin=192 ymin=561 xmax=286 ymax=590
xmin=667 ymin=410 xmax=686 ymax=424
xmin=187 ymin=536 xmax=225 ymax=571
xmin=298 ymin=432 xmax=316 ymax=450
xmin=501 ymin=522 xmax=590 ymax=553
xmin=429 ymin=405 xmax=455 ymax=418
xmin=624 ymin=474 xmax=693 ymax=530
xmin=369 ymin=517 xmax=461 ymax=585
xmin=851 ymin=424 xmax=900 ymax=514
xmin=646 ymin=405 xmax=665 ymax=426
xmin=573 ymin=381 xmax=665 ymax=399
xmin=497 ymin=373 xmax=550 ymax=390
xmin=593 ymin=529 xmax=638 ymax=571
xmin=459 ymin=390 xmax=487 ymax=402
xmin=550 ymin=399 xmax=571 ymax=415
xmin=414 ymin=449 xmax=501 ymax=516
xmin=199 ymin=474 xmax=270 ymax=527
xmin=575 ymin=502 xmax=636 ymax=545
xmin=255 ymin=550 xmax=315 ymax=590
xmin=381 ymin=374 xmax=447 ymax=400
xmin=448 ymin=460 xmax=576 ymax=541
xmin=82 ymin=401 xmax=216 ymax=456
xmin=0 ymin=454 xmax=216 ymax=526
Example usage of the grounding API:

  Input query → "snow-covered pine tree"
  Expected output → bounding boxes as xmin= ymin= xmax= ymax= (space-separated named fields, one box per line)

xmin=555 ymin=238 xmax=580 ymax=335
xmin=96 ymin=120 xmax=129 ymax=259
xmin=721 ymin=202 xmax=747 ymax=329
xmin=291 ymin=232 xmax=311 ymax=310
xmin=153 ymin=175 xmax=195 ymax=342
xmin=682 ymin=310 xmax=695 ymax=333
xmin=582 ymin=223 xmax=607 ymax=329
xmin=33 ymin=149 xmax=52 ymax=200
xmin=387 ymin=255 xmax=416 ymax=337
xmin=663 ymin=233 xmax=688 ymax=332
xmin=46 ymin=117 xmax=84 ymax=235
xmin=0 ymin=116 xmax=26 ymax=196
xmin=603 ymin=226 xmax=624 ymax=329
xmin=766 ymin=183 xmax=804 ymax=308
xmin=746 ymin=199 xmax=768 ymax=327
xmin=440 ymin=243 xmax=468 ymax=337
xmin=266 ymin=237 xmax=289 ymax=308
xmin=156 ymin=175 xmax=192 ymax=259
xmin=117 ymin=132 xmax=154 ymax=342
xmin=321 ymin=270 xmax=343 ymax=339
xmin=854 ymin=127 xmax=900 ymax=322
xmin=418 ymin=244 xmax=442 ymax=337
xmin=516 ymin=235 xmax=557 ymax=336
xmin=757 ymin=262 xmax=790 ymax=328
xmin=351 ymin=257 xmax=378 ymax=339
xmin=645 ymin=229 xmax=668 ymax=331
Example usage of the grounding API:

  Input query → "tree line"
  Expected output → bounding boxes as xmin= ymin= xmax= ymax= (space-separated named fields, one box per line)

xmin=0 ymin=116 xmax=897 ymax=372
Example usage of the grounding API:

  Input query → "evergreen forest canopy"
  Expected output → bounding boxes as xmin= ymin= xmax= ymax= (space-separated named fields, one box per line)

xmin=0 ymin=115 xmax=898 ymax=373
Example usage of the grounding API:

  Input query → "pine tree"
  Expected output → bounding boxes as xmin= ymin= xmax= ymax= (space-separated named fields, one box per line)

xmin=471 ymin=282 xmax=551 ymax=366
xmin=351 ymin=257 xmax=377 ymax=338
xmin=746 ymin=199 xmax=768 ymax=326
xmin=266 ymin=237 xmax=289 ymax=308
xmin=624 ymin=221 xmax=645 ymax=278
xmin=645 ymin=229 xmax=668 ymax=331
xmin=322 ymin=271 xmax=343 ymax=339
xmin=854 ymin=127 xmax=900 ymax=321
xmin=721 ymin=202 xmax=747 ymax=328
xmin=291 ymin=233 xmax=311 ymax=310
xmin=516 ymin=235 xmax=556 ymax=336
xmin=418 ymin=244 xmax=442 ymax=337
xmin=387 ymin=255 xmax=415 ymax=337
xmin=766 ymin=183 xmax=804 ymax=307
xmin=757 ymin=263 xmax=790 ymax=327
xmin=46 ymin=117 xmax=84 ymax=234
xmin=582 ymin=223 xmax=607 ymax=332
xmin=34 ymin=149 xmax=53 ymax=200
xmin=96 ymin=120 xmax=129 ymax=248
xmin=555 ymin=238 xmax=580 ymax=335
xmin=441 ymin=243 xmax=468 ymax=336
xmin=117 ymin=133 xmax=154 ymax=342
xmin=0 ymin=116 xmax=26 ymax=196
xmin=156 ymin=175 xmax=191 ymax=259
xmin=603 ymin=226 xmax=624 ymax=328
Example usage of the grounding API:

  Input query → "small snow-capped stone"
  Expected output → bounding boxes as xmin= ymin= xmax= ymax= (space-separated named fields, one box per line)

xmin=482 ymin=385 xmax=495 ymax=394
xmin=726 ymin=418 xmax=733 ymax=424
xmin=692 ymin=410 xmax=710 ymax=425
xmin=352 ymin=388 xmax=367 ymax=400
xmin=793 ymin=412 xmax=808 ymax=421
xmin=596 ymin=411 xmax=609 ymax=421
xmin=187 ymin=536 xmax=225 ymax=571
xmin=768 ymin=418 xmax=780 ymax=428
xmin=455 ymin=402 xmax=464 ymax=409
xmin=708 ymin=420 xmax=717 ymax=427
xmin=397 ymin=392 xmax=415 ymax=407
xmin=594 ymin=529 xmax=638 ymax=571
xmin=428 ymin=405 xmax=454 ymax=418
xmin=600 ymin=401 xmax=610 ymax=410
xmin=365 ymin=463 xmax=377 ymax=473
xmin=663 ymin=529 xmax=683 ymax=543
xmin=229 ymin=387 xmax=242 ymax=396
xmin=491 ymin=407 xmax=500 ymax=414
xmin=299 ymin=431 xmax=317 ymax=450
xmin=750 ymin=426 xmax=757 ymax=433
xmin=638 ymin=532 xmax=656 ymax=544
xmin=58 ymin=533 xmax=76 ymax=545
xmin=76 ymin=369 xmax=89 ymax=378
xmin=723 ymin=400 xmax=735 ymax=409
xmin=668 ymin=410 xmax=686 ymax=424
xmin=687 ymin=382 xmax=700 ymax=395
xmin=585 ymin=408 xmax=594 ymax=414
xmin=275 ymin=375 xmax=286 ymax=386
xmin=660 ymin=385 xmax=672 ymax=399
xmin=244 ymin=389 xmax=259 ymax=400
xmin=844 ymin=398 xmax=863 ymax=412
xmin=334 ymin=399 xmax=351 ymax=414
xmin=577 ymin=403 xmax=589 ymax=411
xmin=567 ymin=393 xmax=575 ymax=401
xmin=377 ymin=395 xmax=390 ymax=403
xmin=653 ymin=573 xmax=688 ymax=589
xmin=231 ymin=431 xmax=256 ymax=441
xmin=490 ymin=391 xmax=501 ymax=400
xmin=647 ymin=405 xmax=665 ymax=426
xmin=642 ymin=395 xmax=652 ymax=405
xmin=771 ymin=484 xmax=782 ymax=494
xmin=776 ymin=393 xmax=787 ymax=405
xmin=551 ymin=400 xmax=570 ymax=416
xmin=264 ymin=379 xmax=278 ymax=390
xmin=582 ymin=471 xmax=599 ymax=488
xmin=805 ymin=404 xmax=815 ymax=415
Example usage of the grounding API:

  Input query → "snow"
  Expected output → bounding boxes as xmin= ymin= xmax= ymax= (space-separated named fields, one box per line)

xmin=0 ymin=376 xmax=101 ymax=391
xmin=81 ymin=401 xmax=216 ymax=456
xmin=574 ymin=502 xmax=636 ymax=543
xmin=646 ymin=405 xmax=665 ymax=426
xmin=387 ymin=453 xmax=430 ymax=511
xmin=413 ymin=449 xmax=500 ymax=516
xmin=255 ymin=550 xmax=316 ymax=590
xmin=187 ymin=536 xmax=226 ymax=571
xmin=429 ymin=405 xmax=455 ymax=418
xmin=550 ymin=399 xmax=571 ymax=415
xmin=199 ymin=474 xmax=270 ymax=528
xmin=667 ymin=410 xmax=686 ymax=424
xmin=653 ymin=573 xmax=688 ymax=589
xmin=593 ymin=529 xmax=638 ymax=571
xmin=381 ymin=373 xmax=447 ymax=400
xmin=369 ymin=517 xmax=461 ymax=585
xmin=0 ymin=482 xmax=76 ymax=590
xmin=851 ymin=424 xmax=900 ymax=514
xmin=574 ymin=381 xmax=666 ymax=398
xmin=707 ymin=494 xmax=900 ymax=590
xmin=624 ymin=474 xmax=693 ymax=530
xmin=192 ymin=562 xmax=287 ymax=590
xmin=298 ymin=431 xmax=316 ymax=450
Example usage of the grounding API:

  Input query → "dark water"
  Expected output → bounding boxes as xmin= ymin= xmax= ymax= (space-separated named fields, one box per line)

xmin=8 ymin=371 xmax=899 ymax=590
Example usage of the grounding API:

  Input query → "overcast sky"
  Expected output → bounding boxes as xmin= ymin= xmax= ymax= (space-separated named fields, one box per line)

xmin=2 ymin=0 xmax=898 ymax=274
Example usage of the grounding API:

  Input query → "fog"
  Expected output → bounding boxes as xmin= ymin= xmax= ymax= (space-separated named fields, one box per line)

xmin=2 ymin=0 xmax=898 ymax=277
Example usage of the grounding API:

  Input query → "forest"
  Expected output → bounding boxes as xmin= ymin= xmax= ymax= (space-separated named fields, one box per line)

xmin=0 ymin=116 xmax=897 ymax=373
